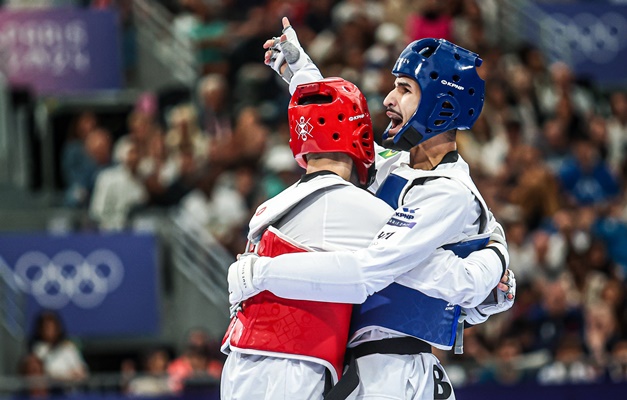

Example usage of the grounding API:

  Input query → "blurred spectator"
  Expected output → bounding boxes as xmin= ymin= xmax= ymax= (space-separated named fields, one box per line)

xmin=231 ymin=106 xmax=269 ymax=166
xmin=405 ymin=0 xmax=453 ymax=42
xmin=452 ymin=0 xmax=490 ymax=50
xmin=27 ymin=311 xmax=88 ymax=386
xmin=507 ymin=63 xmax=542 ymax=144
xmin=588 ymin=115 xmax=610 ymax=162
xmin=458 ymin=113 xmax=505 ymax=177
xmin=537 ymin=118 xmax=571 ymax=174
xmin=477 ymin=337 xmax=527 ymax=385
xmin=172 ymin=0 xmax=229 ymax=75
xmin=89 ymin=140 xmax=148 ymax=230
xmin=538 ymin=62 xmax=595 ymax=123
xmin=126 ymin=349 xmax=172 ymax=397
xmin=536 ymin=335 xmax=597 ymax=385
xmin=584 ymin=301 xmax=619 ymax=368
xmin=558 ymin=138 xmax=620 ymax=207
xmin=607 ymin=340 xmax=627 ymax=383
xmin=113 ymin=109 xmax=156 ymax=164
xmin=260 ymin=144 xmax=301 ymax=199
xmin=196 ymin=73 xmax=232 ymax=140
xmin=592 ymin=206 xmax=627 ymax=275
xmin=177 ymin=164 xmax=248 ymax=250
xmin=61 ymin=112 xmax=109 ymax=208
xmin=16 ymin=353 xmax=63 ymax=399
xmin=361 ymin=23 xmax=404 ymax=91
xmin=530 ymin=227 xmax=567 ymax=283
xmin=138 ymin=132 xmax=181 ymax=205
xmin=607 ymin=92 xmax=627 ymax=172
xmin=504 ymin=219 xmax=536 ymax=286
xmin=165 ymin=103 xmax=209 ymax=165
xmin=518 ymin=44 xmax=551 ymax=97
xmin=507 ymin=143 xmax=560 ymax=230
xmin=167 ymin=328 xmax=223 ymax=394
xmin=528 ymin=279 xmax=584 ymax=354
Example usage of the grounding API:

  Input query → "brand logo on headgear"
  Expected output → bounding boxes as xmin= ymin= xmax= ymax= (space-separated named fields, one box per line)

xmin=13 ymin=249 xmax=124 ymax=309
xmin=296 ymin=116 xmax=314 ymax=141
xmin=441 ymin=80 xmax=464 ymax=91
xmin=349 ymin=113 xmax=366 ymax=122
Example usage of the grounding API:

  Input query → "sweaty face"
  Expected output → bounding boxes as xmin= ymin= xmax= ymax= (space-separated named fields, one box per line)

xmin=383 ymin=76 xmax=421 ymax=138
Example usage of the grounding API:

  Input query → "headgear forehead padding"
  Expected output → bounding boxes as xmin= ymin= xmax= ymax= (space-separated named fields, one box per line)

xmin=383 ymin=38 xmax=485 ymax=151
xmin=288 ymin=77 xmax=375 ymax=186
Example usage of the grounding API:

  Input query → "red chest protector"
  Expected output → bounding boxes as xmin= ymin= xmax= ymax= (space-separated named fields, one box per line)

xmin=221 ymin=227 xmax=352 ymax=382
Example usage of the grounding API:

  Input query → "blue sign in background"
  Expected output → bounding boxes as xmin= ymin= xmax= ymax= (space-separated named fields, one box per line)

xmin=530 ymin=3 xmax=627 ymax=85
xmin=0 ymin=232 xmax=159 ymax=338
xmin=0 ymin=8 xmax=123 ymax=94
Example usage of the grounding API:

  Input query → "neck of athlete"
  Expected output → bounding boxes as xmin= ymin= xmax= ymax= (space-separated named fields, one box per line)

xmin=409 ymin=132 xmax=457 ymax=170
xmin=306 ymin=153 xmax=353 ymax=182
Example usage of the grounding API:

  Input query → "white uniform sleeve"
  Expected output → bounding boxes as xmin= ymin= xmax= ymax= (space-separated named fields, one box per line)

xmin=252 ymin=178 xmax=503 ymax=305
xmin=288 ymin=65 xmax=324 ymax=95
xmin=395 ymin=246 xmax=507 ymax=307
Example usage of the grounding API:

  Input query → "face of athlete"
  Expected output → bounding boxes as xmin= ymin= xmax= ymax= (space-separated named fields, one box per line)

xmin=383 ymin=76 xmax=421 ymax=139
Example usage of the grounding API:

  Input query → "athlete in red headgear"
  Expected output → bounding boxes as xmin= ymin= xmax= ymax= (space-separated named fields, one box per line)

xmin=221 ymin=78 xmax=394 ymax=399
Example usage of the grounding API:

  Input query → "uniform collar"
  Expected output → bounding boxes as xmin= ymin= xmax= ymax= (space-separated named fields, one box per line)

xmin=299 ymin=170 xmax=339 ymax=183
xmin=432 ymin=151 xmax=459 ymax=170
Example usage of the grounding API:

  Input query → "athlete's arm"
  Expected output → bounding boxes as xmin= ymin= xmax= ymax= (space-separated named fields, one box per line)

xmin=263 ymin=17 xmax=323 ymax=94
xmin=243 ymin=181 xmax=505 ymax=307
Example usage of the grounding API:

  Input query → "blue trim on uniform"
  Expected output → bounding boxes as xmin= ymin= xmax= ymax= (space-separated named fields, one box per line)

xmin=350 ymin=237 xmax=489 ymax=347
xmin=375 ymin=173 xmax=408 ymax=209
xmin=442 ymin=236 xmax=489 ymax=258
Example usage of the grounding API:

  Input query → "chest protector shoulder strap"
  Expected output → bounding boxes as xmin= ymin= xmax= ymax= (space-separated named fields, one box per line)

xmin=222 ymin=226 xmax=352 ymax=383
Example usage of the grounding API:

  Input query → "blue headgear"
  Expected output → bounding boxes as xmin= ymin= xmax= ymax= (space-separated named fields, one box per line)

xmin=382 ymin=38 xmax=485 ymax=151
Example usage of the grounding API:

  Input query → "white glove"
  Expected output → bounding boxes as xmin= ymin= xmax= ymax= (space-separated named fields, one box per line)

xmin=267 ymin=36 xmax=293 ymax=83
xmin=465 ymin=269 xmax=516 ymax=325
xmin=227 ymin=254 xmax=261 ymax=305
xmin=264 ymin=17 xmax=313 ymax=84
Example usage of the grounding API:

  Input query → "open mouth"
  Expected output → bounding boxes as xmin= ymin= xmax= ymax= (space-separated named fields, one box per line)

xmin=386 ymin=110 xmax=403 ymax=134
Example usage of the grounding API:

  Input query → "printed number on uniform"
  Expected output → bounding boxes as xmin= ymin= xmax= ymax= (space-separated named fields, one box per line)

xmin=377 ymin=232 xmax=395 ymax=240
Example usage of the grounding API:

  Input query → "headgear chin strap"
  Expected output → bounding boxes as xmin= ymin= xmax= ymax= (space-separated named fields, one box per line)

xmin=382 ymin=38 xmax=485 ymax=151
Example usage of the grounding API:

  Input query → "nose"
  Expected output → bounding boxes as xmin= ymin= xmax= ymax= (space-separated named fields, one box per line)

xmin=383 ymin=91 xmax=396 ymax=109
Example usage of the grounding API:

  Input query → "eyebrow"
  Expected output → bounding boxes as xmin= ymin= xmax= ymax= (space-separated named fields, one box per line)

xmin=396 ymin=81 xmax=412 ymax=90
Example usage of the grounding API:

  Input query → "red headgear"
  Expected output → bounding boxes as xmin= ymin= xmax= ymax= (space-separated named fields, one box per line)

xmin=288 ymin=78 xmax=375 ymax=186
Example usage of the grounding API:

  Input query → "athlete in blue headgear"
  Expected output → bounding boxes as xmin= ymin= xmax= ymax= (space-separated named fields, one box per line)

xmin=228 ymin=18 xmax=516 ymax=400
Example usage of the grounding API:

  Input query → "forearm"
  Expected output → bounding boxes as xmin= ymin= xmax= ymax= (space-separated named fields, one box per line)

xmin=253 ymin=252 xmax=375 ymax=304
xmin=395 ymin=243 xmax=507 ymax=308
xmin=253 ymin=244 xmax=430 ymax=303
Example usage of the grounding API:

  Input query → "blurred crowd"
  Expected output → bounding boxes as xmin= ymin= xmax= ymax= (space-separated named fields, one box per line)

xmin=8 ymin=0 xmax=627 ymax=390
xmin=17 ymin=310 xmax=224 ymax=398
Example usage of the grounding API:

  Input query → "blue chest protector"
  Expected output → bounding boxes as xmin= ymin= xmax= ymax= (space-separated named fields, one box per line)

xmin=350 ymin=171 xmax=488 ymax=349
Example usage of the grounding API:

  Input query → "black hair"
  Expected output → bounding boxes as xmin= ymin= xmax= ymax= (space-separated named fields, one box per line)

xmin=28 ymin=310 xmax=68 ymax=351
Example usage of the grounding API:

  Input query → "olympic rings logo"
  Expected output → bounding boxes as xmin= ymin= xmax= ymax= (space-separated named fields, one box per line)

xmin=13 ymin=250 xmax=124 ymax=309
xmin=543 ymin=12 xmax=627 ymax=64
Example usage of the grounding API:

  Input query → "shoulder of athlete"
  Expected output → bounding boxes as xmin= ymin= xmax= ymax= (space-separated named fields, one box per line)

xmin=404 ymin=174 xmax=475 ymax=210
xmin=330 ymin=183 xmax=394 ymax=214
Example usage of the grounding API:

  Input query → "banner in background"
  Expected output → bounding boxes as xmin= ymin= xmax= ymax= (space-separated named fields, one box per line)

xmin=0 ymin=232 xmax=159 ymax=337
xmin=533 ymin=3 xmax=627 ymax=85
xmin=0 ymin=8 xmax=122 ymax=94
